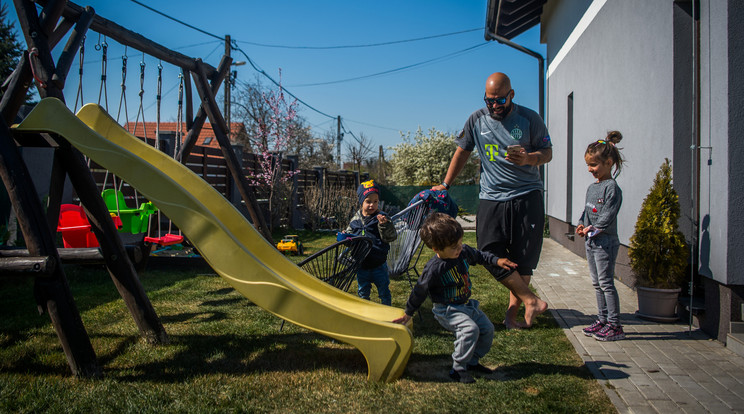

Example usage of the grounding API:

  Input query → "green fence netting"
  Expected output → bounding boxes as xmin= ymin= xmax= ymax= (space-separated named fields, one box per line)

xmin=378 ymin=185 xmax=480 ymax=215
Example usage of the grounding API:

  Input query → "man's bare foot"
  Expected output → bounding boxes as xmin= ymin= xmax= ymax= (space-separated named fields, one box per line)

xmin=504 ymin=304 xmax=520 ymax=329
xmin=523 ymin=299 xmax=548 ymax=327
xmin=502 ymin=319 xmax=523 ymax=330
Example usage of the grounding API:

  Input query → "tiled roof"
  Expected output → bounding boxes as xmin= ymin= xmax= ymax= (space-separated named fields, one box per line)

xmin=122 ymin=121 xmax=247 ymax=149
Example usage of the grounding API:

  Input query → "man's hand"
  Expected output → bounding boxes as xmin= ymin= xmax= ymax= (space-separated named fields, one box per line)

xmin=576 ymin=224 xmax=586 ymax=237
xmin=505 ymin=147 xmax=531 ymax=166
xmin=393 ymin=314 xmax=412 ymax=324
xmin=507 ymin=147 xmax=552 ymax=167
xmin=431 ymin=184 xmax=447 ymax=191
xmin=497 ymin=257 xmax=518 ymax=270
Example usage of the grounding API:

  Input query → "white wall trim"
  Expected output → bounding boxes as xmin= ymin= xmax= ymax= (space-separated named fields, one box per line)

xmin=546 ymin=0 xmax=608 ymax=78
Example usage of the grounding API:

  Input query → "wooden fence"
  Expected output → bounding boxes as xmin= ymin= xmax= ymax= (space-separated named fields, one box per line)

xmin=80 ymin=136 xmax=365 ymax=230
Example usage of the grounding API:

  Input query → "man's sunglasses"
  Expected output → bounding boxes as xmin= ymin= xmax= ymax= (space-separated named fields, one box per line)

xmin=483 ymin=90 xmax=512 ymax=106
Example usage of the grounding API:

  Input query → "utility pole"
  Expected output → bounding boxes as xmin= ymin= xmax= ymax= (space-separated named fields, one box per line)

xmin=337 ymin=115 xmax=343 ymax=169
xmin=378 ymin=144 xmax=384 ymax=182
xmin=224 ymin=35 xmax=231 ymax=140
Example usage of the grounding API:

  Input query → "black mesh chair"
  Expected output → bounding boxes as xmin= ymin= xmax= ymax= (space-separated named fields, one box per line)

xmin=298 ymin=236 xmax=372 ymax=292
xmin=386 ymin=199 xmax=430 ymax=287
xmin=280 ymin=236 xmax=372 ymax=331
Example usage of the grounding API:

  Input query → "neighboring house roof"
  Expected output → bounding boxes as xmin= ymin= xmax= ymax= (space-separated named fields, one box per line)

xmin=122 ymin=121 xmax=248 ymax=149
xmin=484 ymin=0 xmax=547 ymax=40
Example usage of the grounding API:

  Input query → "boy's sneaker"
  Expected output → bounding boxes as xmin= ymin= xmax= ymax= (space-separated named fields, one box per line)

xmin=593 ymin=324 xmax=625 ymax=341
xmin=582 ymin=320 xmax=606 ymax=337
xmin=449 ymin=369 xmax=475 ymax=384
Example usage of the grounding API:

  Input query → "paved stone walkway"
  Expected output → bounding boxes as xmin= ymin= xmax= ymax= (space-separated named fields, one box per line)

xmin=532 ymin=238 xmax=744 ymax=413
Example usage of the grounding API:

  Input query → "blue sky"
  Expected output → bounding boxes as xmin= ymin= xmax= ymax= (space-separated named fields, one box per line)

xmin=11 ymin=0 xmax=545 ymax=159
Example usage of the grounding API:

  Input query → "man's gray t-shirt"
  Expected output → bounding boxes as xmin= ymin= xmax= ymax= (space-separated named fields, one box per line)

xmin=455 ymin=104 xmax=551 ymax=201
xmin=578 ymin=179 xmax=623 ymax=238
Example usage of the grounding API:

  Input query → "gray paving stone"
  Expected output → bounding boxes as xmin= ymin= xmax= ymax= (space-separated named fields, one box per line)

xmin=716 ymin=393 xmax=744 ymax=411
xmin=625 ymin=404 xmax=658 ymax=414
xmin=617 ymin=387 xmax=649 ymax=407
xmin=713 ymin=374 xmax=744 ymax=391
xmin=687 ymin=369 xmax=716 ymax=384
xmin=656 ymin=363 xmax=687 ymax=376
xmin=648 ymin=399 xmax=684 ymax=413
xmin=679 ymin=402 xmax=714 ymax=414
xmin=650 ymin=378 xmax=684 ymax=394
xmin=531 ymin=238 xmax=744 ymax=414
xmin=636 ymin=383 xmax=669 ymax=401
xmin=669 ymin=374 xmax=699 ymax=388
xmin=629 ymin=374 xmax=657 ymax=388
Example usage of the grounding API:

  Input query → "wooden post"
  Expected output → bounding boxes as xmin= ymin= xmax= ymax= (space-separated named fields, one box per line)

xmin=191 ymin=59 xmax=273 ymax=242
xmin=8 ymin=0 xmax=101 ymax=378
xmin=0 ymin=116 xmax=101 ymax=377
xmin=3 ymin=0 xmax=171 ymax=377
xmin=183 ymin=71 xmax=193 ymax=130
xmin=177 ymin=55 xmax=230 ymax=161
xmin=0 ymin=256 xmax=56 ymax=277
xmin=44 ymin=0 xmax=219 ymax=78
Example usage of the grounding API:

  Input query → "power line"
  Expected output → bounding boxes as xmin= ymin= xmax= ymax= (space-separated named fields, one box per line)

xmin=126 ymin=0 xmax=476 ymax=131
xmin=235 ymin=27 xmax=482 ymax=49
xmin=290 ymin=42 xmax=490 ymax=87
xmin=174 ymin=40 xmax=223 ymax=51
xmin=344 ymin=118 xmax=402 ymax=133
xmin=129 ymin=0 xmax=224 ymax=41
xmin=232 ymin=45 xmax=335 ymax=119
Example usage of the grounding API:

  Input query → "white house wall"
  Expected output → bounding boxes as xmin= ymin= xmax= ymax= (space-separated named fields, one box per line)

xmin=697 ymin=0 xmax=738 ymax=285
xmin=543 ymin=0 xmax=674 ymax=246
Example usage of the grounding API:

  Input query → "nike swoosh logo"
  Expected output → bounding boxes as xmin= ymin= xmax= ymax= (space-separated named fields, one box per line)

xmin=480 ymin=131 xmax=492 ymax=135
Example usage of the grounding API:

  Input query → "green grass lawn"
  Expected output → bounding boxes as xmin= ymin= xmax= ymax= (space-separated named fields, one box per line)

xmin=0 ymin=231 xmax=615 ymax=413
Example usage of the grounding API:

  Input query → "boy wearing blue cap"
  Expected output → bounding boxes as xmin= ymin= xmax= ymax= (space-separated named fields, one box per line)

xmin=345 ymin=179 xmax=397 ymax=305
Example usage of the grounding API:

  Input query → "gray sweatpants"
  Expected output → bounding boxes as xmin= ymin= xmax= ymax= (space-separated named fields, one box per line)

xmin=586 ymin=234 xmax=621 ymax=326
xmin=432 ymin=299 xmax=494 ymax=371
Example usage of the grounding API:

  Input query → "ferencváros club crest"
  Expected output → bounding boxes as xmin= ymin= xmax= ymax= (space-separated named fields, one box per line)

xmin=510 ymin=126 xmax=523 ymax=140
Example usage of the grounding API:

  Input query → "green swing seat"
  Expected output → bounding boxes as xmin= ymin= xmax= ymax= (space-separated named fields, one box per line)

xmin=101 ymin=188 xmax=157 ymax=234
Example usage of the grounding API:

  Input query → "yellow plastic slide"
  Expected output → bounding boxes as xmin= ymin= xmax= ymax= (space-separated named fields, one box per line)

xmin=12 ymin=98 xmax=413 ymax=382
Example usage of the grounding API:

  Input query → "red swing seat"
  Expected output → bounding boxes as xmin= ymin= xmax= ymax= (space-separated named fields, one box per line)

xmin=144 ymin=233 xmax=184 ymax=247
xmin=57 ymin=204 xmax=99 ymax=248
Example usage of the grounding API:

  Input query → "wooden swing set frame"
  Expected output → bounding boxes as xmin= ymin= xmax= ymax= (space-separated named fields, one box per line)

xmin=0 ymin=0 xmax=271 ymax=378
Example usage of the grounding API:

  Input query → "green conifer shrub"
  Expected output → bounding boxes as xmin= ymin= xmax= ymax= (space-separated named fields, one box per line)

xmin=628 ymin=158 xmax=689 ymax=289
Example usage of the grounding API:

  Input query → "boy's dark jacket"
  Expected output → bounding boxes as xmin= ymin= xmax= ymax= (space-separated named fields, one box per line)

xmin=345 ymin=210 xmax=397 ymax=269
xmin=404 ymin=244 xmax=501 ymax=317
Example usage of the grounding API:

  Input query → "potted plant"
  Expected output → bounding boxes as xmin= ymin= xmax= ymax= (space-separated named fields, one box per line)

xmin=628 ymin=158 xmax=689 ymax=321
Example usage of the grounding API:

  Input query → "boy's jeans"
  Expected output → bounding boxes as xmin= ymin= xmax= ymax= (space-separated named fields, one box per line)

xmin=357 ymin=264 xmax=391 ymax=305
xmin=586 ymin=234 xmax=621 ymax=326
xmin=432 ymin=299 xmax=494 ymax=371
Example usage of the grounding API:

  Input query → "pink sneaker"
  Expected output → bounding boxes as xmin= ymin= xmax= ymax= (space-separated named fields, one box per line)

xmin=593 ymin=324 xmax=625 ymax=341
xmin=582 ymin=320 xmax=605 ymax=337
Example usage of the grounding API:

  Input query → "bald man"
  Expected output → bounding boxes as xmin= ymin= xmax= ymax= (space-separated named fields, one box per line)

xmin=432 ymin=72 xmax=551 ymax=328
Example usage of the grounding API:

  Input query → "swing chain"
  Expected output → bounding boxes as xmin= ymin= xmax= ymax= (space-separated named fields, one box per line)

xmin=98 ymin=36 xmax=108 ymax=109
xmin=175 ymin=72 xmax=184 ymax=161
xmin=116 ymin=47 xmax=129 ymax=125
xmin=74 ymin=35 xmax=85 ymax=111
xmin=133 ymin=54 xmax=147 ymax=140
xmin=155 ymin=61 xmax=162 ymax=151
xmin=28 ymin=48 xmax=47 ymax=88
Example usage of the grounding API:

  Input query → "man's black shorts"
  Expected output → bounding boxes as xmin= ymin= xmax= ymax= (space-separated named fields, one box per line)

xmin=476 ymin=190 xmax=544 ymax=281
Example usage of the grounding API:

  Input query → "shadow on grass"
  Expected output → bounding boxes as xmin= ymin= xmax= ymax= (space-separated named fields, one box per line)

xmin=497 ymin=360 xmax=622 ymax=381
xmin=129 ymin=331 xmax=368 ymax=382
xmin=0 ymin=330 xmax=370 ymax=381
xmin=401 ymin=354 xmax=604 ymax=383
